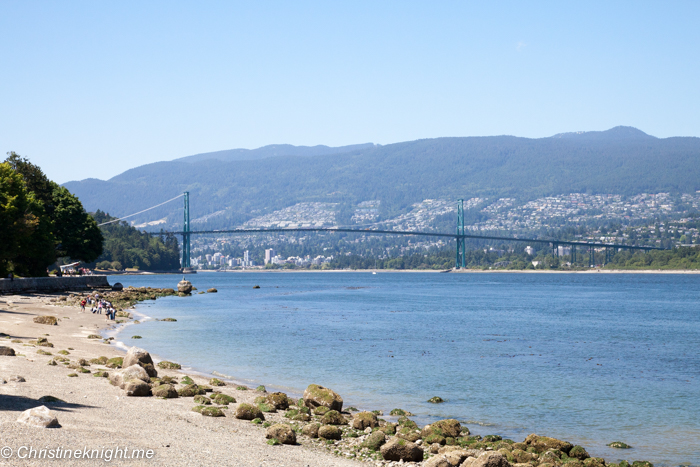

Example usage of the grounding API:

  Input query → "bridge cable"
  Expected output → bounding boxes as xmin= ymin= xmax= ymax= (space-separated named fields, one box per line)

xmin=97 ymin=194 xmax=184 ymax=226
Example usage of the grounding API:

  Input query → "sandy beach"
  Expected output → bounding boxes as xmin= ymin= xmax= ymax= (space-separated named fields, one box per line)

xmin=0 ymin=293 xmax=365 ymax=467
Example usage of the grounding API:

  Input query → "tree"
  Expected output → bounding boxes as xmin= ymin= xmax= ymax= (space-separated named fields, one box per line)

xmin=0 ymin=163 xmax=54 ymax=277
xmin=3 ymin=153 xmax=103 ymax=270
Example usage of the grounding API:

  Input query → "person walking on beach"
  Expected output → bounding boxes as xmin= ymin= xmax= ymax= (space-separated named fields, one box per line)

xmin=80 ymin=298 xmax=86 ymax=312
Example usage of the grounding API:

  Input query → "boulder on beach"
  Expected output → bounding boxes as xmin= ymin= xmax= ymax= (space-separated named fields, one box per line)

xmin=112 ymin=283 xmax=123 ymax=291
xmin=266 ymin=423 xmax=296 ymax=445
xmin=33 ymin=316 xmax=58 ymax=325
xmin=124 ymin=379 xmax=151 ymax=397
xmin=380 ymin=436 xmax=424 ymax=462
xmin=351 ymin=411 xmax=378 ymax=430
xmin=301 ymin=423 xmax=320 ymax=438
xmin=265 ymin=392 xmax=290 ymax=410
xmin=320 ymin=410 xmax=348 ymax=425
xmin=361 ymin=430 xmax=386 ymax=451
xmin=524 ymin=434 xmax=573 ymax=454
xmin=109 ymin=364 xmax=150 ymax=388
xmin=302 ymin=384 xmax=343 ymax=411
xmin=9 ymin=375 xmax=26 ymax=382
xmin=207 ymin=288 xmax=217 ymax=293
xmin=0 ymin=346 xmax=16 ymax=356
xmin=462 ymin=452 xmax=511 ymax=467
xmin=421 ymin=419 xmax=462 ymax=443
xmin=152 ymin=384 xmax=178 ymax=398
xmin=123 ymin=347 xmax=154 ymax=368
xmin=235 ymin=403 xmax=264 ymax=421
xmin=318 ymin=425 xmax=341 ymax=440
xmin=569 ymin=445 xmax=590 ymax=460
xmin=177 ymin=384 xmax=206 ymax=397
xmin=426 ymin=449 xmax=475 ymax=467
xmin=17 ymin=405 xmax=60 ymax=428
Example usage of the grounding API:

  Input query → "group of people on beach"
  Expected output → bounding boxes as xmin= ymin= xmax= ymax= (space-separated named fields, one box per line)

xmin=80 ymin=294 xmax=117 ymax=320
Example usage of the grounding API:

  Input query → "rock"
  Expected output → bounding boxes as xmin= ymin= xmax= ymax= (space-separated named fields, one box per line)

xmin=177 ymin=384 xmax=206 ymax=397
xmin=123 ymin=347 xmax=154 ymax=369
xmin=425 ymin=455 xmax=453 ymax=467
xmin=106 ymin=357 xmax=123 ymax=368
xmin=253 ymin=285 xmax=260 ymax=289
xmin=462 ymin=451 xmax=511 ymax=467
xmin=428 ymin=396 xmax=445 ymax=403
xmin=380 ymin=436 xmax=424 ymax=462
xmin=524 ymin=434 xmax=573 ymax=454
xmin=112 ymin=282 xmax=123 ymax=291
xmin=207 ymin=288 xmax=218 ymax=293
xmin=320 ymin=410 xmax=348 ymax=425
xmin=141 ymin=363 xmax=158 ymax=378
xmin=569 ymin=445 xmax=590 ymax=460
xmin=396 ymin=424 xmax=421 ymax=442
xmin=160 ymin=318 xmax=177 ymax=322
xmin=607 ymin=441 xmax=631 ymax=449
xmin=177 ymin=279 xmax=193 ymax=294
xmin=378 ymin=424 xmax=397 ymax=436
xmin=124 ymin=379 xmax=151 ymax=396
xmin=584 ymin=458 xmax=607 ymax=467
xmin=301 ymin=423 xmax=321 ymax=438
xmin=201 ymin=407 xmax=225 ymax=417
xmin=109 ymin=364 xmax=150 ymax=388
xmin=152 ymin=384 xmax=178 ymax=398
xmin=512 ymin=449 xmax=537 ymax=463
xmin=17 ymin=406 xmax=60 ymax=428
xmin=209 ymin=378 xmax=225 ymax=386
xmin=361 ymin=430 xmax=386 ymax=451
xmin=422 ymin=419 xmax=462 ymax=442
xmin=211 ymin=393 xmax=236 ymax=405
xmin=157 ymin=361 xmax=181 ymax=369
xmin=265 ymin=392 xmax=290 ymax=410
xmin=87 ymin=334 xmax=101 ymax=339
xmin=313 ymin=406 xmax=330 ymax=416
xmin=33 ymin=316 xmax=58 ymax=325
xmin=318 ymin=425 xmax=342 ymax=440
xmin=0 ymin=346 xmax=16 ymax=356
xmin=235 ymin=403 xmax=264 ymax=420
xmin=193 ymin=395 xmax=211 ymax=405
xmin=266 ymin=423 xmax=296 ymax=445
xmin=303 ymin=384 xmax=343 ymax=411
xmin=352 ymin=411 xmax=379 ymax=430
xmin=9 ymin=375 xmax=26 ymax=382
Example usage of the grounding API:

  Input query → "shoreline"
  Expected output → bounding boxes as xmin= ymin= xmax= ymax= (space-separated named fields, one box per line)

xmin=178 ymin=268 xmax=700 ymax=274
xmin=0 ymin=290 xmax=676 ymax=466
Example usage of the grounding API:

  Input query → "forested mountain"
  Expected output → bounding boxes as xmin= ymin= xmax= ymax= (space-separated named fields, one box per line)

xmin=63 ymin=127 xmax=700 ymax=231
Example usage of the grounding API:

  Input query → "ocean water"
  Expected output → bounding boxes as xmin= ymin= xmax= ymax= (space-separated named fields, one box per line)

xmin=112 ymin=272 xmax=700 ymax=466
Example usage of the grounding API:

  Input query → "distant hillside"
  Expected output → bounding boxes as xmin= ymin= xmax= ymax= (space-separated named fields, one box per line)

xmin=176 ymin=143 xmax=377 ymax=163
xmin=64 ymin=127 xmax=700 ymax=231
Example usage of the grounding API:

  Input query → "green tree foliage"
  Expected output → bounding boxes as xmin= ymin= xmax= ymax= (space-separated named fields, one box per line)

xmin=0 ymin=162 xmax=55 ymax=277
xmin=90 ymin=211 xmax=181 ymax=271
xmin=606 ymin=246 xmax=700 ymax=269
xmin=3 ymin=153 xmax=103 ymax=273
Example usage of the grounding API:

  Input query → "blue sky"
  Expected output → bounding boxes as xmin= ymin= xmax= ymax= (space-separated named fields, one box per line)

xmin=2 ymin=1 xmax=699 ymax=183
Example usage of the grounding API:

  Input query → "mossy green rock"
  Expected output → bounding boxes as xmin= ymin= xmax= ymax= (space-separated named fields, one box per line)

xmin=257 ymin=402 xmax=276 ymax=413
xmin=265 ymin=392 xmax=290 ymax=410
xmin=177 ymin=384 xmax=206 ymax=397
xmin=301 ymin=422 xmax=321 ymax=438
xmin=380 ymin=436 xmax=424 ymax=462
xmin=421 ymin=419 xmax=462 ymax=439
xmin=427 ymin=396 xmax=444 ymax=403
xmin=313 ymin=406 xmax=330 ymax=416
xmin=106 ymin=357 xmax=123 ymax=369
xmin=181 ymin=376 xmax=195 ymax=385
xmin=607 ymin=441 xmax=631 ymax=449
xmin=351 ymin=411 xmax=378 ymax=430
xmin=209 ymin=378 xmax=225 ymax=386
xmin=303 ymin=384 xmax=343 ymax=411
xmin=377 ymin=424 xmax=397 ymax=436
xmin=211 ymin=393 xmax=236 ymax=405
xmin=255 ymin=385 xmax=266 ymax=392
xmin=235 ymin=403 xmax=264 ymax=421
xmin=320 ymin=410 xmax=348 ymax=425
xmin=524 ymin=434 xmax=573 ymax=454
xmin=631 ymin=462 xmax=653 ymax=467
xmin=93 ymin=371 xmax=109 ymax=378
xmin=318 ymin=425 xmax=342 ymax=440
xmin=33 ymin=316 xmax=58 ymax=325
xmin=193 ymin=395 xmax=211 ymax=405
xmin=362 ymin=430 xmax=387 ymax=451
xmin=152 ymin=384 xmax=178 ymax=398
xmin=584 ymin=458 xmax=607 ymax=467
xmin=201 ymin=406 xmax=224 ymax=417
xmin=58 ymin=350 xmax=70 ymax=355
xmin=569 ymin=445 xmax=590 ymax=460
xmin=396 ymin=425 xmax=421 ymax=442
xmin=266 ymin=423 xmax=296 ymax=445
xmin=157 ymin=361 xmax=181 ymax=369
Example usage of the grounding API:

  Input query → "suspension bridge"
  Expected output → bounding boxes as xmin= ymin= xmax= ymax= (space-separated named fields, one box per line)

xmin=104 ymin=192 xmax=666 ymax=270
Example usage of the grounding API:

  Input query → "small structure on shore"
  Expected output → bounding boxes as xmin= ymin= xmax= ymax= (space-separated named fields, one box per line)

xmin=177 ymin=278 xmax=193 ymax=295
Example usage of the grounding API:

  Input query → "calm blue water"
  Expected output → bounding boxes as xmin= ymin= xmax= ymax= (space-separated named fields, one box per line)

xmin=112 ymin=272 xmax=700 ymax=466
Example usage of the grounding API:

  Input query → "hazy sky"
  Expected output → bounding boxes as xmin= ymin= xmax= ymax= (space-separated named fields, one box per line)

xmin=2 ymin=1 xmax=699 ymax=183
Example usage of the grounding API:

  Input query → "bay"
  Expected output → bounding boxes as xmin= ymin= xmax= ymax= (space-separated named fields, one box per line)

xmin=112 ymin=272 xmax=700 ymax=466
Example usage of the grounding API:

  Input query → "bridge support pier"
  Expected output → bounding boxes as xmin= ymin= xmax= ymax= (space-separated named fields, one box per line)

xmin=455 ymin=199 xmax=465 ymax=269
xmin=182 ymin=192 xmax=191 ymax=269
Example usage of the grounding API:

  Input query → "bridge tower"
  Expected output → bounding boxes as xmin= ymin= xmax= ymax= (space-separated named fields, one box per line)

xmin=455 ymin=199 xmax=466 ymax=269
xmin=182 ymin=192 xmax=191 ymax=269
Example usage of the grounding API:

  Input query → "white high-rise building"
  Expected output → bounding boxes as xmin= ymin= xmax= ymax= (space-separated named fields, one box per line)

xmin=264 ymin=249 xmax=276 ymax=265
